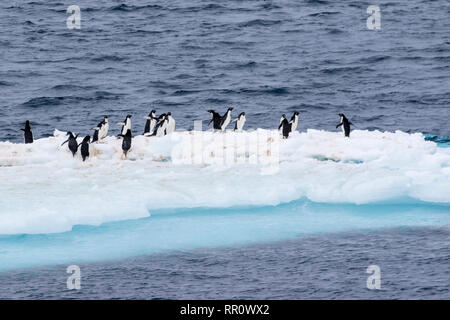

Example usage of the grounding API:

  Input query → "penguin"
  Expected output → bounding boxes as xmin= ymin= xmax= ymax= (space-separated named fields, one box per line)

xmin=98 ymin=116 xmax=109 ymax=140
xmin=232 ymin=112 xmax=246 ymax=132
xmin=289 ymin=112 xmax=300 ymax=133
xmin=117 ymin=114 xmax=132 ymax=136
xmin=143 ymin=110 xmax=156 ymax=135
xmin=208 ymin=110 xmax=222 ymax=131
xmin=166 ymin=112 xmax=176 ymax=134
xmin=79 ymin=135 xmax=90 ymax=161
xmin=91 ymin=127 xmax=99 ymax=143
xmin=220 ymin=107 xmax=233 ymax=131
xmin=336 ymin=113 xmax=353 ymax=137
xmin=61 ymin=131 xmax=79 ymax=156
xmin=120 ymin=129 xmax=132 ymax=157
xmin=151 ymin=114 xmax=168 ymax=137
xmin=278 ymin=115 xmax=291 ymax=139
xmin=20 ymin=120 xmax=33 ymax=144
xmin=278 ymin=114 xmax=286 ymax=133
xmin=91 ymin=116 xmax=109 ymax=143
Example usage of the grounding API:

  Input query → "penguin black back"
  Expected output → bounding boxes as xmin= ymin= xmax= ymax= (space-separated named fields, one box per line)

xmin=144 ymin=110 xmax=156 ymax=134
xmin=337 ymin=113 xmax=353 ymax=137
xmin=61 ymin=131 xmax=79 ymax=156
xmin=80 ymin=135 xmax=90 ymax=161
xmin=121 ymin=129 xmax=132 ymax=156
xmin=278 ymin=116 xmax=291 ymax=139
xmin=208 ymin=110 xmax=222 ymax=130
xmin=92 ymin=128 xmax=99 ymax=143
xmin=21 ymin=120 xmax=33 ymax=144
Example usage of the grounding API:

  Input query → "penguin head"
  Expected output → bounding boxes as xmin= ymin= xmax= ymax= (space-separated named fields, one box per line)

xmin=239 ymin=112 xmax=245 ymax=117
xmin=281 ymin=114 xmax=286 ymax=119
xmin=83 ymin=135 xmax=91 ymax=143
xmin=127 ymin=114 xmax=132 ymax=118
xmin=66 ymin=131 xmax=74 ymax=137
xmin=25 ymin=120 xmax=30 ymax=128
xmin=207 ymin=109 xmax=215 ymax=113
xmin=104 ymin=115 xmax=109 ymax=121
xmin=167 ymin=112 xmax=172 ymax=116
xmin=338 ymin=113 xmax=345 ymax=117
xmin=294 ymin=111 xmax=299 ymax=116
xmin=228 ymin=107 xmax=233 ymax=112
xmin=150 ymin=110 xmax=156 ymax=115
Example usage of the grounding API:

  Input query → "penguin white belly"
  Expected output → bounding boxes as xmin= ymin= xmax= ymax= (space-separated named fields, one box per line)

xmin=167 ymin=118 xmax=175 ymax=134
xmin=221 ymin=115 xmax=231 ymax=131
xmin=236 ymin=117 xmax=246 ymax=131
xmin=149 ymin=119 xmax=156 ymax=134
xmin=291 ymin=119 xmax=298 ymax=132
xmin=122 ymin=121 xmax=131 ymax=135
xmin=99 ymin=123 xmax=109 ymax=139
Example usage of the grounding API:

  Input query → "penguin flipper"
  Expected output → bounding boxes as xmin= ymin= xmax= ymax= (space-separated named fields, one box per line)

xmin=61 ymin=139 xmax=69 ymax=146
xmin=336 ymin=123 xmax=343 ymax=129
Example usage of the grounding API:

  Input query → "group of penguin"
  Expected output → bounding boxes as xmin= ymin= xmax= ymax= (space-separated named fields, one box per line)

xmin=19 ymin=110 xmax=354 ymax=161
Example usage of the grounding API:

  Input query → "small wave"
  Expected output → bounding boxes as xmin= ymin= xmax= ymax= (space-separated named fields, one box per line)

xmin=110 ymin=4 xmax=163 ymax=12
xmin=90 ymin=55 xmax=126 ymax=63
xmin=238 ymin=19 xmax=282 ymax=28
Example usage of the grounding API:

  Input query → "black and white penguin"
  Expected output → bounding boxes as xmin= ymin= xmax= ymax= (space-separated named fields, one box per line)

xmin=208 ymin=110 xmax=222 ymax=131
xmin=120 ymin=129 xmax=132 ymax=157
xmin=290 ymin=112 xmax=300 ymax=132
xmin=166 ymin=112 xmax=176 ymax=134
xmin=143 ymin=110 xmax=156 ymax=135
xmin=278 ymin=114 xmax=285 ymax=133
xmin=220 ymin=107 xmax=233 ymax=131
xmin=152 ymin=114 xmax=168 ymax=137
xmin=117 ymin=114 xmax=132 ymax=136
xmin=278 ymin=115 xmax=291 ymax=139
xmin=233 ymin=112 xmax=246 ymax=132
xmin=61 ymin=131 xmax=79 ymax=156
xmin=336 ymin=113 xmax=353 ymax=137
xmin=79 ymin=135 xmax=90 ymax=161
xmin=20 ymin=120 xmax=33 ymax=144
xmin=91 ymin=116 xmax=109 ymax=143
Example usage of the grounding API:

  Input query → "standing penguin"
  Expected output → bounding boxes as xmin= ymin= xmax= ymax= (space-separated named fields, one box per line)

xmin=220 ymin=107 xmax=233 ymax=131
xmin=117 ymin=114 xmax=132 ymax=136
xmin=143 ymin=110 xmax=156 ymax=135
xmin=208 ymin=110 xmax=222 ymax=131
xmin=91 ymin=116 xmax=109 ymax=143
xmin=61 ymin=132 xmax=79 ymax=156
xmin=152 ymin=114 xmax=168 ymax=137
xmin=166 ymin=112 xmax=176 ymax=134
xmin=232 ymin=112 xmax=246 ymax=132
xmin=336 ymin=113 xmax=353 ymax=137
xmin=120 ymin=129 xmax=132 ymax=157
xmin=79 ymin=135 xmax=90 ymax=161
xmin=20 ymin=120 xmax=33 ymax=144
xmin=278 ymin=115 xmax=291 ymax=139
xmin=289 ymin=112 xmax=300 ymax=133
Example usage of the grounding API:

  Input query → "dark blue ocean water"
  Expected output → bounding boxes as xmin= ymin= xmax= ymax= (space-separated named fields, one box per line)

xmin=1 ymin=0 xmax=450 ymax=299
xmin=1 ymin=227 xmax=449 ymax=299
xmin=0 ymin=0 xmax=449 ymax=142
